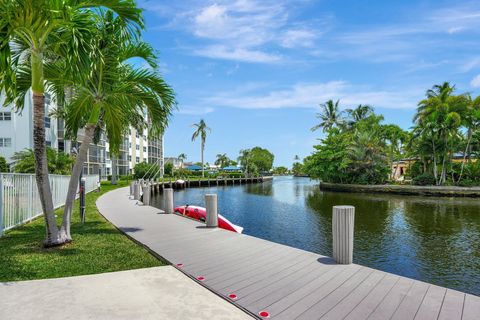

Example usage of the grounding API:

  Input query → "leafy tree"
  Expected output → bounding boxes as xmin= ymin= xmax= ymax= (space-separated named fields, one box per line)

xmin=164 ymin=162 xmax=173 ymax=176
xmin=191 ymin=119 xmax=211 ymax=178
xmin=272 ymin=166 xmax=289 ymax=175
xmin=311 ymin=99 xmax=344 ymax=132
xmin=0 ymin=156 xmax=9 ymax=172
xmin=12 ymin=148 xmax=73 ymax=175
xmin=133 ymin=162 xmax=159 ymax=180
xmin=292 ymin=162 xmax=305 ymax=176
xmin=249 ymin=147 xmax=274 ymax=173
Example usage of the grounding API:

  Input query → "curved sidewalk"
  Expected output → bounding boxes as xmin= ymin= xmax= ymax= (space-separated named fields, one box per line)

xmin=96 ymin=186 xmax=480 ymax=320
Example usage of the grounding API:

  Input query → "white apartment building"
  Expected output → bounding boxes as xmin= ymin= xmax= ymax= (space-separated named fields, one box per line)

xmin=0 ymin=92 xmax=164 ymax=178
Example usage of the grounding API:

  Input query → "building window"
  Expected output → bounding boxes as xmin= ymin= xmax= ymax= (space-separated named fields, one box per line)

xmin=46 ymin=141 xmax=51 ymax=147
xmin=0 ymin=112 xmax=12 ymax=121
xmin=45 ymin=117 xmax=51 ymax=128
xmin=0 ymin=138 xmax=12 ymax=147
xmin=143 ymin=147 xmax=147 ymax=152
xmin=129 ymin=142 xmax=131 ymax=148
xmin=136 ymin=144 xmax=139 ymax=150
xmin=143 ymin=135 xmax=146 ymax=140
xmin=136 ymin=132 xmax=139 ymax=138
xmin=136 ymin=156 xmax=140 ymax=163
xmin=106 ymin=151 xmax=110 ymax=159
xmin=128 ymin=155 xmax=131 ymax=161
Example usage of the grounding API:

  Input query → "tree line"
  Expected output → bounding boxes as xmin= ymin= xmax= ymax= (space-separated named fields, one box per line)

xmin=300 ymin=82 xmax=480 ymax=186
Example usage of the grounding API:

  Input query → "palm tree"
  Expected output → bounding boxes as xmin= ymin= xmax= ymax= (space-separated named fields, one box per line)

xmin=238 ymin=149 xmax=252 ymax=176
xmin=311 ymin=100 xmax=344 ymax=132
xmin=191 ymin=119 xmax=211 ymax=178
xmin=57 ymin=12 xmax=176 ymax=241
xmin=346 ymin=104 xmax=374 ymax=127
xmin=178 ymin=153 xmax=187 ymax=168
xmin=0 ymin=0 xmax=142 ymax=246
xmin=215 ymin=153 xmax=230 ymax=168
xmin=413 ymin=83 xmax=466 ymax=185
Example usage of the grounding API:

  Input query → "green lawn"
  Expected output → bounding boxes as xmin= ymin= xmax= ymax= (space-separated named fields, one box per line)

xmin=0 ymin=180 xmax=164 ymax=282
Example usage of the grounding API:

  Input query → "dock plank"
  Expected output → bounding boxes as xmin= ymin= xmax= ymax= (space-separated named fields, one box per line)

xmin=96 ymin=187 xmax=479 ymax=320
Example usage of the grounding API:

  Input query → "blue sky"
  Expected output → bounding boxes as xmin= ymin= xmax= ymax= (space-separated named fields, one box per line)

xmin=139 ymin=0 xmax=480 ymax=167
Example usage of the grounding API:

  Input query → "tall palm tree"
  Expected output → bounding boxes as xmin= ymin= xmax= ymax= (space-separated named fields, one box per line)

xmin=0 ymin=0 xmax=142 ymax=246
xmin=311 ymin=99 xmax=344 ymax=132
xmin=191 ymin=119 xmax=211 ymax=178
xmin=178 ymin=153 xmax=187 ymax=168
xmin=57 ymin=12 xmax=176 ymax=241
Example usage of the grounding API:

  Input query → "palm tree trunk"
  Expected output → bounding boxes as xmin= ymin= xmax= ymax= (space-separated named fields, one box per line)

xmin=31 ymin=51 xmax=61 ymax=246
xmin=111 ymin=156 xmax=117 ymax=184
xmin=458 ymin=130 xmax=473 ymax=183
xmin=59 ymin=124 xmax=95 ymax=241
xmin=201 ymin=141 xmax=204 ymax=178
xmin=432 ymin=139 xmax=439 ymax=185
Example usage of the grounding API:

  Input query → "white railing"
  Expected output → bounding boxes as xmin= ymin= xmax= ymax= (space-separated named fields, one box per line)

xmin=0 ymin=173 xmax=99 ymax=235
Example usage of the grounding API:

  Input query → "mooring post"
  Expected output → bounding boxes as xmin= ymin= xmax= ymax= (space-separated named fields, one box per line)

xmin=130 ymin=181 xmax=135 ymax=197
xmin=205 ymin=194 xmax=218 ymax=228
xmin=332 ymin=205 xmax=355 ymax=264
xmin=142 ymin=184 xmax=151 ymax=206
xmin=164 ymin=188 xmax=174 ymax=214
xmin=133 ymin=181 xmax=140 ymax=200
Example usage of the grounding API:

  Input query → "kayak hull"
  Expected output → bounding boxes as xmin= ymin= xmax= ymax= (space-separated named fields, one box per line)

xmin=174 ymin=205 xmax=243 ymax=233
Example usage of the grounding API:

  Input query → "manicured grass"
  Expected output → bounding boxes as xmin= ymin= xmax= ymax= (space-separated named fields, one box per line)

xmin=0 ymin=181 xmax=164 ymax=282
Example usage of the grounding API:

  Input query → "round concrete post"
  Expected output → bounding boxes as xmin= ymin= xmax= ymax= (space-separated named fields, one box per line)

xmin=205 ymin=194 xmax=218 ymax=228
xmin=142 ymin=185 xmax=151 ymax=206
xmin=129 ymin=181 xmax=135 ymax=196
xmin=164 ymin=188 xmax=174 ymax=214
xmin=133 ymin=182 xmax=141 ymax=200
xmin=332 ymin=205 xmax=355 ymax=264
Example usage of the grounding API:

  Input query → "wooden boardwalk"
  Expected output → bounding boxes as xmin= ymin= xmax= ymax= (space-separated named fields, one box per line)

xmin=97 ymin=187 xmax=480 ymax=320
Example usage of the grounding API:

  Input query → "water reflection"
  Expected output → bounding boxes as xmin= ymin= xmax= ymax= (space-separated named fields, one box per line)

xmin=151 ymin=176 xmax=480 ymax=295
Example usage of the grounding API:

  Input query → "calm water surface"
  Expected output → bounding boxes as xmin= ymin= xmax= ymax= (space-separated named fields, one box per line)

xmin=151 ymin=176 xmax=480 ymax=295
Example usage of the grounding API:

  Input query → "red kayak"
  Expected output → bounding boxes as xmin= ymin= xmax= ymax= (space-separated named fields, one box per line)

xmin=174 ymin=205 xmax=244 ymax=234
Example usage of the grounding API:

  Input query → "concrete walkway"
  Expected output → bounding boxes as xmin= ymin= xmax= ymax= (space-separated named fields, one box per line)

xmin=0 ymin=267 xmax=252 ymax=320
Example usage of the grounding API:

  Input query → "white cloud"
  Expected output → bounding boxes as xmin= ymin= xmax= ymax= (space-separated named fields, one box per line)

xmin=280 ymin=29 xmax=318 ymax=48
xmin=194 ymin=45 xmax=282 ymax=64
xmin=205 ymin=81 xmax=421 ymax=110
xmin=178 ymin=106 xmax=215 ymax=115
xmin=470 ymin=75 xmax=480 ymax=88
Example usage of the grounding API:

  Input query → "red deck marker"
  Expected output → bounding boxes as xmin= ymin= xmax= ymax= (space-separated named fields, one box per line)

xmin=196 ymin=276 xmax=205 ymax=281
xmin=228 ymin=293 xmax=237 ymax=300
xmin=258 ymin=311 xmax=270 ymax=318
xmin=176 ymin=263 xmax=183 ymax=267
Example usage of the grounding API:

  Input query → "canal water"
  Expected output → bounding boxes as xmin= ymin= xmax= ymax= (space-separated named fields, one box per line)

xmin=151 ymin=176 xmax=480 ymax=296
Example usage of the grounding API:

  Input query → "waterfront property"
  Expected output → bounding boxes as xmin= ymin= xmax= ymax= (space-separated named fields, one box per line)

xmin=97 ymin=184 xmax=480 ymax=319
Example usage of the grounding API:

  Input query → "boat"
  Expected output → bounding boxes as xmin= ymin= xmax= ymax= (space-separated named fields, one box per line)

xmin=174 ymin=205 xmax=244 ymax=233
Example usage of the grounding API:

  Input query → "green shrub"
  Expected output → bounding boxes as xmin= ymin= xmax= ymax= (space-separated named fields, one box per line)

xmin=412 ymin=173 xmax=436 ymax=186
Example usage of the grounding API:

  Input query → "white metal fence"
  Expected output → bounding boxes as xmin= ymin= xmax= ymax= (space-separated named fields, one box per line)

xmin=0 ymin=173 xmax=99 ymax=235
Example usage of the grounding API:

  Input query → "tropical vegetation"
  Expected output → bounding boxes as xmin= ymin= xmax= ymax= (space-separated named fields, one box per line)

xmin=12 ymin=148 xmax=73 ymax=174
xmin=0 ymin=156 xmax=8 ymax=172
xmin=0 ymin=0 xmax=175 ymax=246
xmin=304 ymin=83 xmax=480 ymax=186
xmin=238 ymin=147 xmax=274 ymax=175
